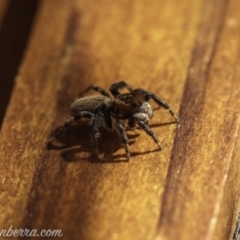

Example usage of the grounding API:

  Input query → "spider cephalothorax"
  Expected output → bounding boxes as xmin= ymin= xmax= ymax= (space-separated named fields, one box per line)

xmin=56 ymin=81 xmax=179 ymax=160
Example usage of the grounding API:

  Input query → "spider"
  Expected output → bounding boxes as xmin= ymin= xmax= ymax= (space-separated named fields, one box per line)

xmin=55 ymin=81 xmax=179 ymax=160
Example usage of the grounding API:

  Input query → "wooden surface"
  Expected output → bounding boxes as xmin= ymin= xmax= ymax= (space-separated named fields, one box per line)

xmin=0 ymin=0 xmax=240 ymax=240
xmin=0 ymin=0 xmax=39 ymax=127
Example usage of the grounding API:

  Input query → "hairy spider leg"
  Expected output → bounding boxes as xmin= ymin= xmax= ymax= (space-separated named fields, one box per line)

xmin=83 ymin=85 xmax=110 ymax=97
xmin=90 ymin=104 xmax=113 ymax=157
xmin=55 ymin=111 xmax=94 ymax=137
xmin=233 ymin=212 xmax=240 ymax=240
xmin=90 ymin=109 xmax=101 ymax=157
xmin=110 ymin=81 xmax=133 ymax=97
xmin=133 ymin=117 xmax=162 ymax=150
xmin=101 ymin=104 xmax=112 ymax=129
xmin=115 ymin=120 xmax=130 ymax=161
xmin=134 ymin=89 xmax=179 ymax=122
xmin=150 ymin=94 xmax=179 ymax=122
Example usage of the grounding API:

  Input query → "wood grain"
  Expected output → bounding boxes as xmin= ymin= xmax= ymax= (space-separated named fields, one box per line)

xmin=0 ymin=0 xmax=239 ymax=240
xmin=157 ymin=0 xmax=240 ymax=239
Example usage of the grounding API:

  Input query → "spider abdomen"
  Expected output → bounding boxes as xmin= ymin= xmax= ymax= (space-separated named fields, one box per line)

xmin=71 ymin=95 xmax=111 ymax=115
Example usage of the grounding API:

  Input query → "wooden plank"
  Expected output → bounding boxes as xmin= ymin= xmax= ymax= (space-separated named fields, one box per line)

xmin=0 ymin=0 xmax=39 ymax=127
xmin=0 ymin=0 xmax=239 ymax=239
xmin=157 ymin=0 xmax=240 ymax=239
xmin=0 ymin=0 xmax=9 ymax=23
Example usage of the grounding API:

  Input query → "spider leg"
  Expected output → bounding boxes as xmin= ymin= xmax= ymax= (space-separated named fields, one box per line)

xmin=100 ymin=103 xmax=112 ymax=129
xmin=115 ymin=120 xmax=130 ymax=161
xmin=128 ymin=117 xmax=136 ymax=129
xmin=233 ymin=212 xmax=240 ymax=240
xmin=133 ymin=116 xmax=161 ymax=150
xmin=133 ymin=88 xmax=179 ymax=122
xmin=91 ymin=104 xmax=113 ymax=157
xmin=110 ymin=81 xmax=132 ymax=97
xmin=91 ymin=109 xmax=102 ymax=158
xmin=82 ymin=85 xmax=110 ymax=97
xmin=55 ymin=111 xmax=94 ymax=138
xmin=150 ymin=94 xmax=179 ymax=122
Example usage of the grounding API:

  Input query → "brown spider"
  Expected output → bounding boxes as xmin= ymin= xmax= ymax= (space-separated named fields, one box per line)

xmin=56 ymin=81 xmax=179 ymax=160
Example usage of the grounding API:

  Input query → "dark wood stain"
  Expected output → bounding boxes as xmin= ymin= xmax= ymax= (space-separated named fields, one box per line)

xmin=0 ymin=0 xmax=39 ymax=129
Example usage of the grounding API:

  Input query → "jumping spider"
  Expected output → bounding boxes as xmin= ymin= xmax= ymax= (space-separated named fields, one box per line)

xmin=56 ymin=81 xmax=179 ymax=160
